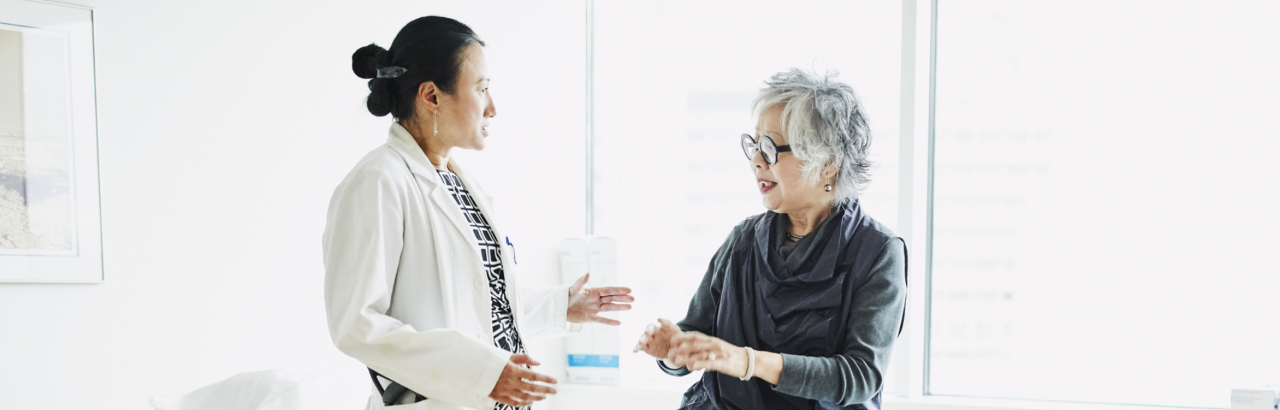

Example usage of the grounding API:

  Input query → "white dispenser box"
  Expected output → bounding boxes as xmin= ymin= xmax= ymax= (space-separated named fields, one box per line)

xmin=558 ymin=237 xmax=620 ymax=385
xmin=1232 ymin=386 xmax=1280 ymax=410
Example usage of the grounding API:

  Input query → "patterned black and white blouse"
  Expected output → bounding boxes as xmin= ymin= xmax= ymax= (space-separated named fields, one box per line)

xmin=437 ymin=169 xmax=528 ymax=410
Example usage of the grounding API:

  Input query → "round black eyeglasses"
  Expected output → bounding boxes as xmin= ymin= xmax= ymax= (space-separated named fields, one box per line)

xmin=741 ymin=134 xmax=791 ymax=165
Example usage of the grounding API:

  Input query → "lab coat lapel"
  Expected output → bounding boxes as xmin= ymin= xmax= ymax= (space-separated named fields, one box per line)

xmin=449 ymin=160 xmax=495 ymax=228
xmin=386 ymin=124 xmax=480 ymax=257
xmin=449 ymin=160 xmax=525 ymax=326
xmin=386 ymin=123 xmax=523 ymax=335
xmin=449 ymin=160 xmax=506 ymax=267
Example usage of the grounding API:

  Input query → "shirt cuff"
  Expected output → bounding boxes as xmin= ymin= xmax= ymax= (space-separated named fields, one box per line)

xmin=465 ymin=346 xmax=511 ymax=409
xmin=656 ymin=359 xmax=692 ymax=376
xmin=555 ymin=283 xmax=574 ymax=331
xmin=558 ymin=283 xmax=584 ymax=334
xmin=772 ymin=353 xmax=804 ymax=394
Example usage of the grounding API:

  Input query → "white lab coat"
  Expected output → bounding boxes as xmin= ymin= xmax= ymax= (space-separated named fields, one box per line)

xmin=323 ymin=123 xmax=579 ymax=410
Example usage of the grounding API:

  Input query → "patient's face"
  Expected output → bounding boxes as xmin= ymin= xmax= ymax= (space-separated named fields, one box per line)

xmin=751 ymin=105 xmax=826 ymax=214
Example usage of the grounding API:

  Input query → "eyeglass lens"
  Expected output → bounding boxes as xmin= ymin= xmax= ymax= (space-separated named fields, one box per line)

xmin=760 ymin=137 xmax=777 ymax=164
xmin=741 ymin=134 xmax=779 ymax=164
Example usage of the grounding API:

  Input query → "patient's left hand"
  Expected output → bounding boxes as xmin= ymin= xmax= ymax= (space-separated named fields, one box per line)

xmin=567 ymin=273 xmax=634 ymax=326
xmin=668 ymin=332 xmax=750 ymax=379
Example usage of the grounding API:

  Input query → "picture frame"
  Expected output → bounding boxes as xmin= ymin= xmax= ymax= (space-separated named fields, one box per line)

xmin=0 ymin=0 xmax=102 ymax=283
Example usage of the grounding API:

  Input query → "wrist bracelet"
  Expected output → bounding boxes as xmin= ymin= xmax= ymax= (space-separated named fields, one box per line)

xmin=739 ymin=347 xmax=756 ymax=381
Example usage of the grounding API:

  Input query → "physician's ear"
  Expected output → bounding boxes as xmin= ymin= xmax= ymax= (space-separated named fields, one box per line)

xmin=416 ymin=81 xmax=440 ymax=111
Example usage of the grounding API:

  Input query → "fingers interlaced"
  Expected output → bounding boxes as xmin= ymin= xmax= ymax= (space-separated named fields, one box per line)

xmin=670 ymin=339 xmax=715 ymax=361
xmin=672 ymin=332 xmax=708 ymax=346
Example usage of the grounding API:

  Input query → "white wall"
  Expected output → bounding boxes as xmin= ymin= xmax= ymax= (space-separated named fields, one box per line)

xmin=0 ymin=0 xmax=585 ymax=408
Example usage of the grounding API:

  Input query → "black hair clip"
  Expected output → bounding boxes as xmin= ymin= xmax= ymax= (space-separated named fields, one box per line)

xmin=376 ymin=66 xmax=408 ymax=79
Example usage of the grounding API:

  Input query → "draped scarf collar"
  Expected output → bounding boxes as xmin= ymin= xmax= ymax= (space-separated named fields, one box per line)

xmin=701 ymin=202 xmax=872 ymax=410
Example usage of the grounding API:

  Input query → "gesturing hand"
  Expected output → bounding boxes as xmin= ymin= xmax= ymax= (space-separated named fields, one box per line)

xmin=488 ymin=354 xmax=558 ymax=408
xmin=668 ymin=331 xmax=750 ymax=379
xmin=633 ymin=318 xmax=682 ymax=360
xmin=567 ymin=273 xmax=634 ymax=326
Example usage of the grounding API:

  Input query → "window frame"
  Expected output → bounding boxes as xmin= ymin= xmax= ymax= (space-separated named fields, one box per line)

xmin=892 ymin=2 xmax=1229 ymax=410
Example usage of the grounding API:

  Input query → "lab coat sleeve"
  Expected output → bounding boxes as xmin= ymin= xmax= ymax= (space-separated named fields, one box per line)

xmin=323 ymin=166 xmax=509 ymax=410
xmin=518 ymin=284 xmax=582 ymax=341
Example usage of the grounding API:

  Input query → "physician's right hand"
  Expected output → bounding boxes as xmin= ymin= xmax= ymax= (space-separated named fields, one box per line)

xmin=489 ymin=354 xmax=558 ymax=407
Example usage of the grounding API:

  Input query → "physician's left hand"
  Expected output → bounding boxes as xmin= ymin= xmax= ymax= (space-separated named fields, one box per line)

xmin=567 ymin=273 xmax=633 ymax=326
xmin=668 ymin=332 xmax=750 ymax=379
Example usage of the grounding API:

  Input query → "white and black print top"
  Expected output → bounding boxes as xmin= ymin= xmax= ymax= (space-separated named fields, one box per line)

xmin=437 ymin=169 xmax=528 ymax=410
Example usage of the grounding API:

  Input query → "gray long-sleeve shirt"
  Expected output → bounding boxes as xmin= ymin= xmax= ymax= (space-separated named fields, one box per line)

xmin=661 ymin=214 xmax=907 ymax=406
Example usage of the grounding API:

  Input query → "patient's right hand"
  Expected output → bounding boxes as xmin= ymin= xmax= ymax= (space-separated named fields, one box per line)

xmin=633 ymin=318 xmax=683 ymax=361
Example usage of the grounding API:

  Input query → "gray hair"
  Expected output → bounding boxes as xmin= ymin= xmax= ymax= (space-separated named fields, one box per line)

xmin=751 ymin=68 xmax=872 ymax=206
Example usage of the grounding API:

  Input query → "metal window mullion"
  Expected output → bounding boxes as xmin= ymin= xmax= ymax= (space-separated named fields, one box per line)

xmin=585 ymin=0 xmax=595 ymax=236
xmin=923 ymin=0 xmax=939 ymax=397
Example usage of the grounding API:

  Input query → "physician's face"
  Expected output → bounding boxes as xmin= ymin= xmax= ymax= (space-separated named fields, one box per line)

xmin=438 ymin=44 xmax=496 ymax=150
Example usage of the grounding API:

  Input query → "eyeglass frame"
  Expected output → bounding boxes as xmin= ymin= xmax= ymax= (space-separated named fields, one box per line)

xmin=741 ymin=133 xmax=792 ymax=165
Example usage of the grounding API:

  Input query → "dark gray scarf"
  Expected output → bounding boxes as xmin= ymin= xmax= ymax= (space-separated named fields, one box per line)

xmin=692 ymin=201 xmax=901 ymax=410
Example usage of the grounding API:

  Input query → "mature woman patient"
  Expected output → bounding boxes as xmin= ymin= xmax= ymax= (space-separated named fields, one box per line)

xmin=635 ymin=68 xmax=907 ymax=410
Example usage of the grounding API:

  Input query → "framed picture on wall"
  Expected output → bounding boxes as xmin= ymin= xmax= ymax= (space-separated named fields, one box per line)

xmin=0 ymin=0 xmax=102 ymax=283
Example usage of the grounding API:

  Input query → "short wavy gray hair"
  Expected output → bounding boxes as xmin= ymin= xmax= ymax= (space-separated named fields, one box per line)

xmin=752 ymin=68 xmax=872 ymax=206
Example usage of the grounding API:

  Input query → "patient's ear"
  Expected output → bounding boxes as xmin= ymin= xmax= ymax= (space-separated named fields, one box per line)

xmin=821 ymin=163 xmax=838 ymax=180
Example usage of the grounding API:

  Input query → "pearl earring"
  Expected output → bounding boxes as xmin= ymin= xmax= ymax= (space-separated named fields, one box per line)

xmin=825 ymin=184 xmax=832 ymax=192
xmin=433 ymin=112 xmax=438 ymax=136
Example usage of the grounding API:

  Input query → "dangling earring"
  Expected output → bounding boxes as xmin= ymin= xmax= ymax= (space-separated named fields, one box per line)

xmin=825 ymin=178 xmax=833 ymax=192
xmin=433 ymin=112 xmax=438 ymax=136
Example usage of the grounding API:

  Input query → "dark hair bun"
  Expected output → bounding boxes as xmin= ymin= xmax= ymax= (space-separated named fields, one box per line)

xmin=365 ymin=79 xmax=394 ymax=117
xmin=352 ymin=43 xmax=386 ymax=79
xmin=353 ymin=44 xmax=395 ymax=116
